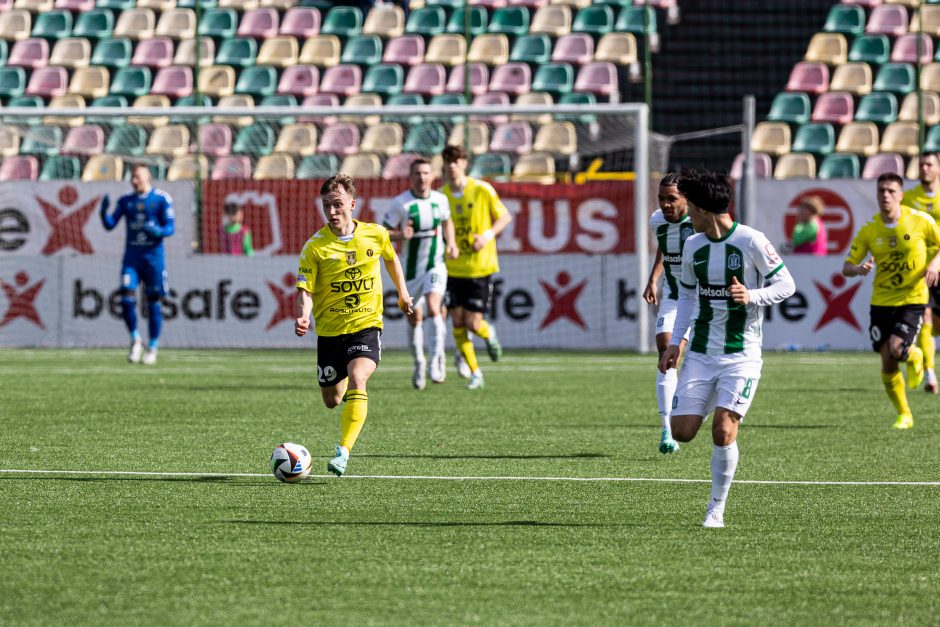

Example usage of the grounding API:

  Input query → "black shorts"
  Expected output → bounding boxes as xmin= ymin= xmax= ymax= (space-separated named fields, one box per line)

xmin=446 ymin=276 xmax=493 ymax=313
xmin=316 ymin=327 xmax=381 ymax=388
xmin=930 ymin=285 xmax=940 ymax=318
xmin=869 ymin=305 xmax=924 ymax=353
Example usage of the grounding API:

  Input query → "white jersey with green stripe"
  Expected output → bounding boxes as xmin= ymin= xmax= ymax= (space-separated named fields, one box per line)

xmin=678 ymin=222 xmax=790 ymax=358
xmin=649 ymin=209 xmax=694 ymax=301
xmin=384 ymin=189 xmax=451 ymax=282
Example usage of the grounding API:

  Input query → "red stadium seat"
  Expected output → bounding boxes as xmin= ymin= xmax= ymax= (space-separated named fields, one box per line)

xmin=403 ymin=63 xmax=446 ymax=96
xmin=471 ymin=92 xmax=511 ymax=124
xmin=199 ymin=123 xmax=233 ymax=157
xmin=489 ymin=62 xmax=531 ymax=96
xmin=383 ymin=35 xmax=426 ymax=66
xmin=446 ymin=63 xmax=488 ymax=95
xmin=785 ymin=62 xmax=830 ymax=95
xmin=151 ymin=66 xmax=193 ymax=97
xmin=277 ymin=65 xmax=319 ymax=96
xmin=812 ymin=91 xmax=855 ymax=124
xmin=299 ymin=93 xmax=339 ymax=125
xmin=26 ymin=66 xmax=68 ymax=98
xmin=381 ymin=152 xmax=421 ymax=179
xmin=132 ymin=38 xmax=175 ymax=68
xmin=574 ymin=62 xmax=619 ymax=100
xmin=862 ymin=152 xmax=904 ymax=179
xmin=490 ymin=121 xmax=533 ymax=154
xmin=238 ymin=8 xmax=280 ymax=39
xmin=8 ymin=38 xmax=49 ymax=70
xmin=62 ymin=125 xmax=104 ymax=156
xmin=54 ymin=0 xmax=94 ymax=9
xmin=280 ymin=7 xmax=320 ymax=38
xmin=552 ymin=33 xmax=594 ymax=65
xmin=211 ymin=155 xmax=252 ymax=180
xmin=891 ymin=34 xmax=932 ymax=65
xmin=729 ymin=152 xmax=772 ymax=180
xmin=317 ymin=122 xmax=360 ymax=155
xmin=0 ymin=156 xmax=39 ymax=180
xmin=319 ymin=64 xmax=362 ymax=96
xmin=866 ymin=5 xmax=908 ymax=36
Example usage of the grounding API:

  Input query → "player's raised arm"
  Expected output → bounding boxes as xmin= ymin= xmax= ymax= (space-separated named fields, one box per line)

xmin=99 ymin=195 xmax=119 ymax=230
xmin=383 ymin=254 xmax=414 ymax=316
xmin=644 ymin=248 xmax=664 ymax=305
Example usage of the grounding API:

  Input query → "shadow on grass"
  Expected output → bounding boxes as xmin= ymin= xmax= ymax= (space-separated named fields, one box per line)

xmin=745 ymin=424 xmax=836 ymax=430
xmin=224 ymin=519 xmax=622 ymax=528
xmin=0 ymin=475 xmax=311 ymax=486
xmin=356 ymin=453 xmax=607 ymax=460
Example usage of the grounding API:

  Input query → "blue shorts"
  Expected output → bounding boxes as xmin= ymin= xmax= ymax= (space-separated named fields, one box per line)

xmin=121 ymin=255 xmax=168 ymax=297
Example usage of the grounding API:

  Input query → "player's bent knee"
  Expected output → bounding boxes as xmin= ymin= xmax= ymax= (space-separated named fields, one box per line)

xmin=670 ymin=415 xmax=701 ymax=442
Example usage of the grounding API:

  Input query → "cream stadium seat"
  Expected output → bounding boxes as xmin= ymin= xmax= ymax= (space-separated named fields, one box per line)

xmin=82 ymin=154 xmax=125 ymax=181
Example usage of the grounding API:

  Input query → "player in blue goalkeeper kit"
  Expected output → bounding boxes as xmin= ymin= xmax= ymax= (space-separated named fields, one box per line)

xmin=100 ymin=164 xmax=175 ymax=365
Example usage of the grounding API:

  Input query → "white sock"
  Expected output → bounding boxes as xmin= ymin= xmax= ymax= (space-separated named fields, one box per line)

xmin=429 ymin=314 xmax=445 ymax=363
xmin=408 ymin=323 xmax=425 ymax=366
xmin=656 ymin=368 xmax=678 ymax=434
xmin=710 ymin=441 xmax=739 ymax=506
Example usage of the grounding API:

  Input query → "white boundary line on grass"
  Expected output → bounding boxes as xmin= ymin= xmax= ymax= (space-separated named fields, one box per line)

xmin=1 ymin=468 xmax=939 ymax=486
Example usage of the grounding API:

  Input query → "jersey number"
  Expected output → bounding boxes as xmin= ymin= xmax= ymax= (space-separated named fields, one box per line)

xmin=318 ymin=365 xmax=337 ymax=383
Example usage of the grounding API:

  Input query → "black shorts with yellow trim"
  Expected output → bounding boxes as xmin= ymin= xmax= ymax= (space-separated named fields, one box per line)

xmin=316 ymin=327 xmax=381 ymax=388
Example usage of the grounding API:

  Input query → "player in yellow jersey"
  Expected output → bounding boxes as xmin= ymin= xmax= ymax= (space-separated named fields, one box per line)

xmin=843 ymin=173 xmax=940 ymax=430
xmin=295 ymin=175 xmax=414 ymax=476
xmin=902 ymin=152 xmax=940 ymax=393
xmin=440 ymin=145 xmax=513 ymax=389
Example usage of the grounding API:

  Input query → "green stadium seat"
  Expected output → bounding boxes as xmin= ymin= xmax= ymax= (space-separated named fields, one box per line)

xmin=791 ymin=122 xmax=835 ymax=156
xmin=259 ymin=94 xmax=298 ymax=124
xmin=510 ymin=34 xmax=552 ymax=65
xmin=111 ymin=66 xmax=152 ymax=97
xmin=925 ymin=125 xmax=940 ymax=152
xmin=402 ymin=120 xmax=446 ymax=155
xmin=321 ymin=6 xmax=362 ymax=39
xmin=532 ymin=62 xmax=574 ymax=96
xmin=573 ymin=5 xmax=614 ymax=36
xmin=383 ymin=93 xmax=424 ymax=124
xmin=198 ymin=8 xmax=237 ymax=39
xmin=0 ymin=41 xmax=8 ymax=67
xmin=874 ymin=63 xmax=916 ymax=94
xmin=96 ymin=0 xmax=136 ymax=9
xmin=823 ymin=5 xmax=865 ymax=35
xmin=767 ymin=92 xmax=811 ymax=125
xmin=557 ymin=92 xmax=597 ymax=124
xmin=39 ymin=155 xmax=81 ymax=180
xmin=177 ymin=0 xmax=217 ymax=7
xmin=468 ymin=152 xmax=511 ymax=181
xmin=235 ymin=66 xmax=278 ymax=98
xmin=85 ymin=94 xmax=128 ymax=122
xmin=297 ymin=154 xmax=339 ymax=179
xmin=32 ymin=10 xmax=73 ymax=40
xmin=425 ymin=0 xmax=462 ymax=7
xmin=0 ymin=68 xmax=27 ymax=101
xmin=341 ymin=35 xmax=383 ymax=66
xmin=105 ymin=124 xmax=148 ymax=156
xmin=615 ymin=7 xmax=656 ymax=34
xmin=849 ymin=34 xmax=890 ymax=65
xmin=232 ymin=122 xmax=276 ymax=156
xmin=216 ymin=38 xmax=258 ymax=68
xmin=818 ymin=152 xmax=860 ymax=179
xmin=445 ymin=7 xmax=487 ymax=37
xmin=362 ymin=63 xmax=404 ymax=98
xmin=73 ymin=9 xmax=114 ymax=40
xmin=428 ymin=92 xmax=466 ymax=123
xmin=488 ymin=6 xmax=530 ymax=37
xmin=20 ymin=126 xmax=63 ymax=157
xmin=856 ymin=92 xmax=899 ymax=125
xmin=91 ymin=38 xmax=132 ymax=69
xmin=406 ymin=7 xmax=447 ymax=37
xmin=175 ymin=94 xmax=213 ymax=107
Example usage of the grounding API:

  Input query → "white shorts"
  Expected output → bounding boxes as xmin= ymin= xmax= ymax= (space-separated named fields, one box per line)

xmin=672 ymin=352 xmax=762 ymax=420
xmin=655 ymin=297 xmax=690 ymax=340
xmin=407 ymin=264 xmax=447 ymax=312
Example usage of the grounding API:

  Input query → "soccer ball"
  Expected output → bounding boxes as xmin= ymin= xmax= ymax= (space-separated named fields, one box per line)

xmin=270 ymin=442 xmax=312 ymax=483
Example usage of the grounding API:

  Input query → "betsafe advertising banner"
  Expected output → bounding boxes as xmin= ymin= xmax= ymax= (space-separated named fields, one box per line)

xmin=0 ymin=181 xmax=195 ymax=257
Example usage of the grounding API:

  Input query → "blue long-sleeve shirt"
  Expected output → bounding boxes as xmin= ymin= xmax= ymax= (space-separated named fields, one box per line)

xmin=100 ymin=188 xmax=175 ymax=260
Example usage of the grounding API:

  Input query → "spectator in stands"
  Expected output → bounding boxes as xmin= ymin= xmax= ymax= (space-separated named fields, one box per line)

xmin=787 ymin=195 xmax=827 ymax=255
xmin=220 ymin=202 xmax=254 ymax=257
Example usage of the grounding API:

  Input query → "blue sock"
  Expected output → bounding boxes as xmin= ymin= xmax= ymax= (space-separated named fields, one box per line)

xmin=147 ymin=297 xmax=162 ymax=348
xmin=121 ymin=296 xmax=138 ymax=338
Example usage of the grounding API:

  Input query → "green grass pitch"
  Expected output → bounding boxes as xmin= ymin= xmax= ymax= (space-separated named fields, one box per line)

xmin=2 ymin=349 xmax=940 ymax=624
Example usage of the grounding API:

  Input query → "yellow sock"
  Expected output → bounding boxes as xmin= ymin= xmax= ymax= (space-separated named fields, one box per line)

xmin=919 ymin=323 xmax=935 ymax=370
xmin=453 ymin=326 xmax=479 ymax=373
xmin=475 ymin=319 xmax=491 ymax=340
xmin=339 ymin=389 xmax=368 ymax=450
xmin=881 ymin=371 xmax=911 ymax=416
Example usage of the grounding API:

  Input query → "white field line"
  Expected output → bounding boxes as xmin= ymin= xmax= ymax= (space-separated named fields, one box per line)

xmin=0 ymin=468 xmax=938 ymax=486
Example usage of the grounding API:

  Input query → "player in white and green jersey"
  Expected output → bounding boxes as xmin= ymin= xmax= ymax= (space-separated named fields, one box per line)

xmin=659 ymin=170 xmax=795 ymax=529
xmin=643 ymin=173 xmax=694 ymax=455
xmin=384 ymin=158 xmax=458 ymax=389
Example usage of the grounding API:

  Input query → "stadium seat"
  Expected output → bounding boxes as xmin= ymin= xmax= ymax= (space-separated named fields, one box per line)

xmin=445 ymin=7 xmax=488 ymax=36
xmin=899 ymin=91 xmax=940 ymax=125
xmin=0 ymin=156 xmax=39 ymax=180
xmin=239 ymin=8 xmax=279 ymax=39
xmin=448 ymin=122 xmax=490 ymax=155
xmin=297 ymin=93 xmax=339 ymax=126
xmin=297 ymin=153 xmax=338 ymax=178
xmin=531 ymin=62 xmax=574 ymax=96
xmin=596 ymin=32 xmax=639 ymax=80
xmin=235 ymin=65 xmax=277 ymax=98
xmin=96 ymin=0 xmax=134 ymax=8
xmin=211 ymin=155 xmax=251 ymax=180
xmin=873 ymin=63 xmax=916 ymax=94
xmin=114 ymin=9 xmax=156 ymax=40
xmin=317 ymin=122 xmax=360 ymax=155
xmin=166 ymin=154 xmax=208 ymax=180
xmin=68 ymin=66 xmax=109 ymax=98
xmin=553 ymin=33 xmax=594 ymax=65
xmin=321 ymin=6 xmax=362 ymax=38
xmin=216 ymin=38 xmax=258 ymax=69
xmin=862 ymin=152 xmax=905 ymax=178
xmin=338 ymin=93 xmax=381 ymax=126
xmin=363 ymin=3 xmax=405 ymax=38
xmin=773 ymin=152 xmax=816 ymax=179
xmin=232 ymin=122 xmax=275 ymax=156
xmin=880 ymin=121 xmax=918 ymax=156
xmin=0 ymin=11 xmax=32 ymax=43
xmin=426 ymin=34 xmax=467 ymax=66
xmin=751 ymin=121 xmax=791 ymax=156
xmin=768 ymin=92 xmax=811 ymax=124
xmin=811 ymin=91 xmax=854 ymax=124
xmin=50 ymin=38 xmax=91 ymax=69
xmin=146 ymin=124 xmax=189 ymax=156
xmin=830 ymin=62 xmax=873 ymax=95
xmin=299 ymin=35 xmax=340 ymax=68
xmin=20 ymin=126 xmax=62 ymax=156
xmin=403 ymin=63 xmax=446 ymax=96
xmin=257 ymin=36 xmax=299 ymax=68
xmin=572 ymin=5 xmax=613 ymax=36
xmin=406 ymin=6 xmax=446 ymax=36
xmin=276 ymin=65 xmax=318 ymax=97
xmin=151 ymin=66 xmax=192 ymax=97
xmin=132 ymin=38 xmax=174 ymax=68
xmin=785 ymin=62 xmax=829 ymax=95
xmin=39 ymin=154 xmax=81 ymax=180
xmin=403 ymin=120 xmax=446 ymax=155
xmin=73 ymin=9 xmax=113 ymax=40
xmin=823 ymin=5 xmax=865 ymax=35
xmin=818 ymin=152 xmax=861 ymax=179
xmin=43 ymin=95 xmax=87 ymax=125
xmin=468 ymin=34 xmax=510 ymax=65
xmin=362 ymin=63 xmax=404 ymax=98
xmin=489 ymin=6 xmax=531 ymax=36
xmin=111 ymin=66 xmax=152 ymax=97
xmin=468 ymin=152 xmax=511 ymax=180
xmin=0 ymin=41 xmax=7 ymax=67
xmin=925 ymin=125 xmax=940 ymax=152
xmin=274 ymin=123 xmax=316 ymax=156
xmin=574 ymin=62 xmax=618 ymax=101
xmin=341 ymin=35 xmax=382 ymax=68
xmin=511 ymin=151 xmax=554 ymax=183
xmin=198 ymin=65 xmax=236 ymax=98
xmin=127 ymin=94 xmax=171 ymax=128
xmin=792 ymin=122 xmax=835 ymax=156
xmin=615 ymin=7 xmax=658 ymax=51
xmin=489 ymin=63 xmax=531 ymax=95
xmin=212 ymin=94 xmax=254 ymax=126
xmin=105 ymin=124 xmax=148 ymax=156
xmin=384 ymin=93 xmax=425 ymax=124
xmin=383 ymin=35 xmax=425 ymax=67
xmin=173 ymin=37 xmax=214 ymax=67
xmin=912 ymin=6 xmax=940 ymax=37
xmin=836 ymin=121 xmax=880 ymax=156
xmin=32 ymin=10 xmax=73 ymax=41
xmin=360 ymin=122 xmax=404 ymax=156
xmin=920 ymin=62 xmax=940 ymax=90
xmin=729 ymin=152 xmax=772 ymax=180
xmin=446 ymin=63 xmax=489 ymax=95
xmin=340 ymin=152 xmax=381 ymax=178
xmin=804 ymin=32 xmax=848 ymax=65
xmin=259 ymin=93 xmax=297 ymax=115
xmin=319 ymin=64 xmax=362 ymax=96
xmin=892 ymin=33 xmax=932 ymax=64
xmin=533 ymin=120 xmax=577 ymax=155
xmin=510 ymin=33 xmax=551 ymax=64
xmin=530 ymin=5 xmax=572 ymax=36
xmin=62 ymin=124 xmax=104 ymax=155
xmin=137 ymin=0 xmax=176 ymax=10
xmin=199 ymin=8 xmax=237 ymax=38
xmin=253 ymin=154 xmax=293 ymax=180
xmin=26 ymin=66 xmax=67 ymax=98
xmin=155 ymin=9 xmax=197 ymax=39
xmin=867 ymin=5 xmax=909 ymax=35
xmin=381 ymin=153 xmax=421 ymax=179
xmin=490 ymin=121 xmax=533 ymax=154
xmin=92 ymin=39 xmax=132 ymax=70
xmin=471 ymin=92 xmax=510 ymax=124
xmin=856 ymin=91 xmax=899 ymax=124
xmin=848 ymin=34 xmax=890 ymax=65
xmin=0 ymin=126 xmax=20 ymax=157
xmin=16 ymin=0 xmax=52 ymax=10
xmin=280 ymin=7 xmax=320 ymax=38
xmin=512 ymin=92 xmax=553 ymax=124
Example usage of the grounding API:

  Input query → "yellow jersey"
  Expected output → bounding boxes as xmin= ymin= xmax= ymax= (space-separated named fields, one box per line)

xmin=902 ymin=184 xmax=940 ymax=222
xmin=845 ymin=208 xmax=940 ymax=306
xmin=296 ymin=220 xmax=395 ymax=337
xmin=442 ymin=177 xmax=508 ymax=278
